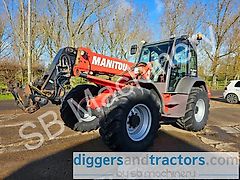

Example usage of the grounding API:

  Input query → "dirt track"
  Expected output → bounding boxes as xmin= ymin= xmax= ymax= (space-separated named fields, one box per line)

xmin=0 ymin=91 xmax=239 ymax=179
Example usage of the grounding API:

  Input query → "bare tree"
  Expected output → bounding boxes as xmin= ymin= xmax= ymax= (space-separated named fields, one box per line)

xmin=160 ymin=0 xmax=206 ymax=38
xmin=39 ymin=3 xmax=65 ymax=59
xmin=160 ymin=0 xmax=186 ymax=37
xmin=184 ymin=2 xmax=206 ymax=36
xmin=46 ymin=0 xmax=110 ymax=48
xmin=0 ymin=16 xmax=10 ymax=59
xmin=225 ymin=21 xmax=240 ymax=80
xmin=3 ymin=0 xmax=28 ymax=83
xmin=90 ymin=0 xmax=152 ymax=59
xmin=2 ymin=0 xmax=51 ymax=82
xmin=204 ymin=0 xmax=240 ymax=86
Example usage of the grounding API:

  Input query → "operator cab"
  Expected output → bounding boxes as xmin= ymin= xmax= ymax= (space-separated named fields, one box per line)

xmin=131 ymin=35 xmax=198 ymax=93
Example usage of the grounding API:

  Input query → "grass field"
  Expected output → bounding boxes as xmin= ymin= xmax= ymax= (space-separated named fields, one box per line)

xmin=0 ymin=94 xmax=14 ymax=101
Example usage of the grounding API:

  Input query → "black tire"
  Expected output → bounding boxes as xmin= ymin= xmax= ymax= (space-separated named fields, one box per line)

xmin=176 ymin=87 xmax=209 ymax=131
xmin=99 ymin=87 xmax=161 ymax=151
xmin=225 ymin=93 xmax=239 ymax=104
xmin=60 ymin=84 xmax=100 ymax=132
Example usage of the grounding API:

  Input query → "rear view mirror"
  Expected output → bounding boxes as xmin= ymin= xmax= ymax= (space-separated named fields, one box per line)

xmin=130 ymin=44 xmax=137 ymax=55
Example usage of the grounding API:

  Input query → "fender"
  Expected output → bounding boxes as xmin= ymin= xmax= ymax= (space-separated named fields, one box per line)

xmin=175 ymin=77 xmax=207 ymax=94
xmin=131 ymin=79 xmax=164 ymax=113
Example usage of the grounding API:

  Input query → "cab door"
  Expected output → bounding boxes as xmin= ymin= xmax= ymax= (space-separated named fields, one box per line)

xmin=167 ymin=42 xmax=189 ymax=92
xmin=166 ymin=39 xmax=199 ymax=92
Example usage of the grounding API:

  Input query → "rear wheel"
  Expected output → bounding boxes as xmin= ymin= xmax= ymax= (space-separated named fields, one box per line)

xmin=99 ymin=87 xmax=161 ymax=151
xmin=60 ymin=84 xmax=100 ymax=132
xmin=176 ymin=87 xmax=209 ymax=131
xmin=226 ymin=93 xmax=239 ymax=104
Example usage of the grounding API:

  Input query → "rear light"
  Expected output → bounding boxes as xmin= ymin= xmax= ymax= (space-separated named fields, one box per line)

xmin=207 ymin=88 xmax=211 ymax=99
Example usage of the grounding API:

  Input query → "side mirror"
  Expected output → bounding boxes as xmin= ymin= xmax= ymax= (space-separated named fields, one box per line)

xmin=130 ymin=44 xmax=137 ymax=55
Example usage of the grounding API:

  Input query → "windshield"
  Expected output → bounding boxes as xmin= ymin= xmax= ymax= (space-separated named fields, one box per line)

xmin=138 ymin=41 xmax=172 ymax=64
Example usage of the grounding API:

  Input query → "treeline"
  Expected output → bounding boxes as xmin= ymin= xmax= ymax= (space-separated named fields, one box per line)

xmin=0 ymin=59 xmax=44 ymax=86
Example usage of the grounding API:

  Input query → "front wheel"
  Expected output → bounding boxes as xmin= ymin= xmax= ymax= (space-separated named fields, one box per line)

xmin=176 ymin=87 xmax=209 ymax=131
xmin=60 ymin=84 xmax=100 ymax=132
xmin=99 ymin=87 xmax=161 ymax=151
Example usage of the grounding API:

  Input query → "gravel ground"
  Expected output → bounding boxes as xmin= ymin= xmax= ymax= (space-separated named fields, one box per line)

xmin=0 ymin=90 xmax=239 ymax=179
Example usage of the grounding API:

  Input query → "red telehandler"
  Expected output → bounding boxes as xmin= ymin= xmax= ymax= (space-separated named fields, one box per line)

xmin=10 ymin=35 xmax=210 ymax=151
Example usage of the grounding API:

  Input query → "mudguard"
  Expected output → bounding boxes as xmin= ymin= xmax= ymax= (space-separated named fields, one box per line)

xmin=175 ymin=77 xmax=207 ymax=94
xmin=132 ymin=80 xmax=165 ymax=113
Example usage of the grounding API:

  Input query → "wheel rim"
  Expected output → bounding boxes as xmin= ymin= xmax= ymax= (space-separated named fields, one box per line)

xmin=126 ymin=104 xmax=152 ymax=141
xmin=194 ymin=99 xmax=206 ymax=122
xmin=227 ymin=94 xmax=238 ymax=103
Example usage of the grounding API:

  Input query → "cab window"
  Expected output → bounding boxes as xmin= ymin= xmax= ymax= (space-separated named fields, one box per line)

xmin=235 ymin=81 xmax=240 ymax=87
xmin=139 ymin=42 xmax=171 ymax=63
